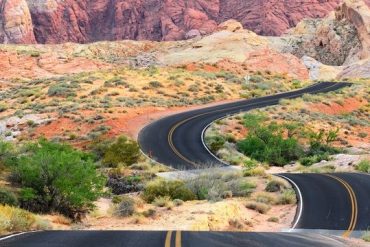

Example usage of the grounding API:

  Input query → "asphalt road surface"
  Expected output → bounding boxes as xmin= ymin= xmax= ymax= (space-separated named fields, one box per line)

xmin=0 ymin=231 xmax=349 ymax=247
xmin=139 ymin=82 xmax=351 ymax=170
xmin=281 ymin=173 xmax=370 ymax=236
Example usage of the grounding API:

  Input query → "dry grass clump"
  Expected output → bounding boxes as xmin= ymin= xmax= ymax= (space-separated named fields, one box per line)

xmin=245 ymin=201 xmax=271 ymax=214
xmin=0 ymin=205 xmax=51 ymax=234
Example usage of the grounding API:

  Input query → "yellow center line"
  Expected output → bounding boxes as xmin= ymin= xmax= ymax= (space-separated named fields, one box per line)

xmin=175 ymin=231 xmax=182 ymax=247
xmin=324 ymin=174 xmax=358 ymax=237
xmin=165 ymin=231 xmax=173 ymax=247
xmin=167 ymin=83 xmax=341 ymax=166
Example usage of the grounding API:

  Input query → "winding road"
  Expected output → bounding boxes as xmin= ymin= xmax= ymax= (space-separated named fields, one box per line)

xmin=138 ymin=81 xmax=370 ymax=236
xmin=2 ymin=82 xmax=369 ymax=247
xmin=139 ymin=82 xmax=351 ymax=169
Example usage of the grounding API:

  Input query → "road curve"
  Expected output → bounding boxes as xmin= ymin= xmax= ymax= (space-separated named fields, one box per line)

xmin=0 ymin=231 xmax=349 ymax=247
xmin=139 ymin=82 xmax=351 ymax=170
xmin=281 ymin=173 xmax=370 ymax=235
xmin=138 ymin=81 xmax=370 ymax=234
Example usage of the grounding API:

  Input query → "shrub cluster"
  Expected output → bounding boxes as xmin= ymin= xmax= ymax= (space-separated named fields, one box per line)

xmin=0 ymin=189 xmax=18 ymax=206
xmin=0 ymin=204 xmax=51 ymax=234
xmin=142 ymin=179 xmax=195 ymax=203
xmin=237 ymin=113 xmax=340 ymax=167
xmin=11 ymin=139 xmax=106 ymax=220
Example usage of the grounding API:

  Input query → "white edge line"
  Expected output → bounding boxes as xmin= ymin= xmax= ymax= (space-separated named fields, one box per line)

xmin=277 ymin=175 xmax=303 ymax=231
xmin=201 ymin=115 xmax=232 ymax=166
xmin=0 ymin=230 xmax=39 ymax=242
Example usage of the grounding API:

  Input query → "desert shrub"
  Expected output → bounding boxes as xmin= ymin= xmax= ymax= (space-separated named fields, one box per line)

xmin=238 ymin=133 xmax=302 ymax=166
xmin=267 ymin=217 xmax=279 ymax=223
xmin=114 ymin=196 xmax=135 ymax=217
xmin=265 ymin=179 xmax=287 ymax=192
xmin=245 ymin=201 xmax=270 ymax=214
xmin=142 ymin=208 xmax=156 ymax=218
xmin=362 ymin=230 xmax=370 ymax=242
xmin=153 ymin=196 xmax=171 ymax=207
xmin=88 ymin=138 xmax=114 ymax=161
xmin=173 ymin=199 xmax=184 ymax=206
xmin=0 ymin=189 xmax=18 ymax=206
xmin=186 ymin=173 xmax=254 ymax=201
xmin=149 ymin=81 xmax=163 ymax=88
xmin=103 ymin=136 xmax=140 ymax=167
xmin=0 ymin=140 xmax=15 ymax=167
xmin=356 ymin=160 xmax=370 ymax=173
xmin=277 ymin=189 xmax=297 ymax=205
xmin=243 ymin=166 xmax=266 ymax=177
xmin=112 ymin=196 xmax=123 ymax=204
xmin=205 ymin=135 xmax=226 ymax=152
xmin=48 ymin=83 xmax=78 ymax=97
xmin=0 ymin=104 xmax=7 ymax=112
xmin=142 ymin=179 xmax=196 ymax=203
xmin=0 ymin=205 xmax=50 ymax=234
xmin=299 ymin=153 xmax=330 ymax=167
xmin=255 ymin=192 xmax=276 ymax=205
xmin=107 ymin=175 xmax=144 ymax=195
xmin=11 ymin=139 xmax=106 ymax=220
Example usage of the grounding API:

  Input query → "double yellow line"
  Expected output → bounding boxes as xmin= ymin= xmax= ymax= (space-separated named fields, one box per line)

xmin=324 ymin=174 xmax=358 ymax=237
xmin=165 ymin=231 xmax=181 ymax=247
xmin=167 ymin=83 xmax=340 ymax=167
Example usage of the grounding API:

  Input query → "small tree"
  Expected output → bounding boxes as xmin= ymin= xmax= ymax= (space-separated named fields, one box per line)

xmin=12 ymin=139 xmax=106 ymax=220
xmin=103 ymin=136 xmax=140 ymax=167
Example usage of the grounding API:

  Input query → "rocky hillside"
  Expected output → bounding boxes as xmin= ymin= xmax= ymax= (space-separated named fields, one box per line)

xmin=0 ymin=0 xmax=341 ymax=44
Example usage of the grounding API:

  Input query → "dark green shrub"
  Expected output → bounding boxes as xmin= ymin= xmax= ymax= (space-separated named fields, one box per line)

xmin=12 ymin=139 xmax=106 ymax=220
xmin=0 ymin=188 xmax=18 ymax=206
xmin=103 ymin=136 xmax=140 ymax=167
xmin=142 ymin=179 xmax=196 ymax=203
xmin=299 ymin=153 xmax=330 ymax=167
xmin=238 ymin=132 xmax=302 ymax=166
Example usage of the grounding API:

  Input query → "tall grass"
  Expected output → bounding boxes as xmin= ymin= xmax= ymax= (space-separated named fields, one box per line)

xmin=0 ymin=205 xmax=51 ymax=235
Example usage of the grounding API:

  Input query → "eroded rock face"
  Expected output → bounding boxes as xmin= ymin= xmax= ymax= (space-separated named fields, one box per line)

xmin=0 ymin=0 xmax=36 ymax=43
xmin=0 ymin=0 xmax=341 ymax=44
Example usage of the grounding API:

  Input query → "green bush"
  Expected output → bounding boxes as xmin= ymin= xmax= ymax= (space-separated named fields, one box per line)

xmin=205 ymin=135 xmax=226 ymax=152
xmin=299 ymin=153 xmax=330 ymax=166
xmin=142 ymin=179 xmax=196 ymax=203
xmin=238 ymin=131 xmax=302 ymax=166
xmin=0 ymin=189 xmax=18 ymax=206
xmin=12 ymin=139 xmax=106 ymax=220
xmin=356 ymin=160 xmax=370 ymax=173
xmin=103 ymin=136 xmax=140 ymax=167
xmin=114 ymin=196 xmax=135 ymax=217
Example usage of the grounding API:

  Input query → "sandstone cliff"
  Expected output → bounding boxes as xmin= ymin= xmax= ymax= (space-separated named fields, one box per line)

xmin=0 ymin=0 xmax=341 ymax=44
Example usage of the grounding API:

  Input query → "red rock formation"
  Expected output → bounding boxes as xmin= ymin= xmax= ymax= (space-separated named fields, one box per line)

xmin=0 ymin=0 xmax=342 ymax=44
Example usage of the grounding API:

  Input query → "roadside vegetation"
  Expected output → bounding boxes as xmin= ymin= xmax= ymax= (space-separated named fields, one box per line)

xmin=205 ymin=81 xmax=369 ymax=173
